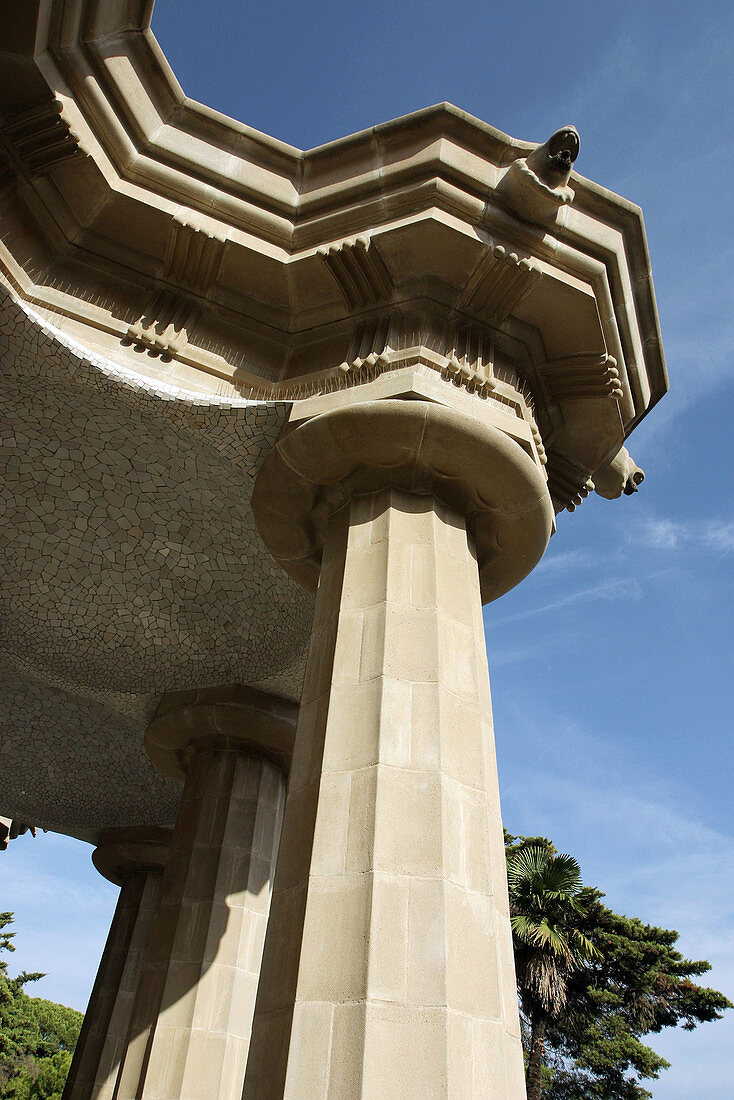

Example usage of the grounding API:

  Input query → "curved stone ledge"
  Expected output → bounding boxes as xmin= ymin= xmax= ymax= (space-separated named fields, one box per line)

xmin=253 ymin=399 xmax=554 ymax=603
xmin=92 ymin=825 xmax=172 ymax=887
xmin=145 ymin=686 xmax=299 ymax=782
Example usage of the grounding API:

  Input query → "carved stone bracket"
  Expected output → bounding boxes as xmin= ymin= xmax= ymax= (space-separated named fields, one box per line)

xmin=2 ymin=99 xmax=83 ymax=177
xmin=123 ymin=290 xmax=198 ymax=357
xmin=304 ymin=308 xmax=545 ymax=449
xmin=458 ymin=244 xmax=542 ymax=324
xmin=318 ymin=236 xmax=393 ymax=309
xmin=161 ymin=218 xmax=225 ymax=293
xmin=121 ymin=220 xmax=225 ymax=356
xmin=543 ymin=353 xmax=624 ymax=402
xmin=0 ymin=816 xmax=38 ymax=851
xmin=338 ymin=310 xmax=529 ymax=393
xmin=546 ymin=450 xmax=595 ymax=513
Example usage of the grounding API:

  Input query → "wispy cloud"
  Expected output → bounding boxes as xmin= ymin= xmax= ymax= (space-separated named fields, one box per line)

xmin=1 ymin=833 xmax=118 ymax=1009
xmin=486 ymin=628 xmax=583 ymax=670
xmin=532 ymin=549 xmax=596 ymax=576
xmin=702 ymin=521 xmax=734 ymax=554
xmin=627 ymin=516 xmax=734 ymax=554
xmin=487 ymin=576 xmax=643 ymax=628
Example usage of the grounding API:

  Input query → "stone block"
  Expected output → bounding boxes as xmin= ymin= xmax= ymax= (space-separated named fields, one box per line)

xmin=410 ymin=541 xmax=438 ymax=609
xmin=327 ymin=1003 xmax=368 ymax=1099
xmin=344 ymin=765 xmax=378 ymax=874
xmin=460 ymin=786 xmax=493 ymax=894
xmin=309 ymin=770 xmax=351 ymax=876
xmin=373 ymin=766 xmax=443 ymax=877
xmin=445 ymin=883 xmax=501 ymax=1020
xmin=340 ymin=539 xmax=389 ymax=610
xmin=361 ymin=1004 xmax=449 ymax=1099
xmin=382 ymin=603 xmax=440 ymax=682
xmin=406 ymin=877 xmax=447 ymax=1006
xmin=439 ymin=687 xmax=485 ymax=788
xmin=296 ymin=874 xmax=372 ymax=1003
xmin=409 ymin=680 xmax=442 ymax=770
xmin=330 ymin=610 xmax=365 ymax=689
xmin=367 ymin=874 xmax=409 ymax=1003
xmin=321 ymin=680 xmax=383 ymax=773
xmin=284 ymin=1001 xmax=333 ymax=1098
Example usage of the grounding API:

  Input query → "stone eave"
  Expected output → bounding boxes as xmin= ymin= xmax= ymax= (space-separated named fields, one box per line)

xmin=1 ymin=0 xmax=667 ymax=429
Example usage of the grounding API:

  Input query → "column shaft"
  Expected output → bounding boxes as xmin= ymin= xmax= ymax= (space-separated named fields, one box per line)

xmin=61 ymin=828 xmax=169 ymax=1100
xmin=92 ymin=871 xmax=163 ymax=1098
xmin=62 ymin=872 xmax=157 ymax=1099
xmin=115 ymin=746 xmax=285 ymax=1099
xmin=245 ymin=488 xmax=525 ymax=1098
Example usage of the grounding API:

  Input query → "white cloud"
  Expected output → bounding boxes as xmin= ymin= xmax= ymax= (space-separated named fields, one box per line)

xmin=633 ymin=517 xmax=682 ymax=549
xmin=532 ymin=549 xmax=596 ymax=575
xmin=1 ymin=833 xmax=118 ymax=1009
xmin=487 ymin=575 xmax=643 ymax=628
xmin=626 ymin=516 xmax=734 ymax=555
xmin=702 ymin=521 xmax=734 ymax=555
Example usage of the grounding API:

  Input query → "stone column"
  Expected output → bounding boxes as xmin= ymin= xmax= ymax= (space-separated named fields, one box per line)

xmin=245 ymin=398 xmax=554 ymax=1098
xmin=61 ymin=828 xmax=170 ymax=1100
xmin=112 ymin=687 xmax=296 ymax=1100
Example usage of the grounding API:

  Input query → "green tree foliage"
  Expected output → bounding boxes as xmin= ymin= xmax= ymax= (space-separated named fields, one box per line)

xmin=0 ymin=915 xmax=82 ymax=1100
xmin=505 ymin=842 xmax=600 ymax=1100
xmin=505 ymin=836 xmax=732 ymax=1099
xmin=27 ymin=1051 xmax=73 ymax=1100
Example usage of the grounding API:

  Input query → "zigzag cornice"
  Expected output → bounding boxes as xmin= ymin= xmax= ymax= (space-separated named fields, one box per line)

xmin=1 ymin=0 xmax=666 ymax=433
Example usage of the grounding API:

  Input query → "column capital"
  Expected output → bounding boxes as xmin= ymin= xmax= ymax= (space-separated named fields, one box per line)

xmin=92 ymin=826 xmax=171 ymax=886
xmin=253 ymin=394 xmax=554 ymax=604
xmin=144 ymin=685 xmax=298 ymax=782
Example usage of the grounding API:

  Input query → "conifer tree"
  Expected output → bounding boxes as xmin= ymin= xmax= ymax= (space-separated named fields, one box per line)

xmin=0 ymin=915 xmax=82 ymax=1100
xmin=505 ymin=836 xmax=732 ymax=1098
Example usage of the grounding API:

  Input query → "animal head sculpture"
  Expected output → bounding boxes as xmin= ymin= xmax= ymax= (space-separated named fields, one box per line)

xmin=526 ymin=126 xmax=580 ymax=193
xmin=593 ymin=445 xmax=645 ymax=499
xmin=495 ymin=125 xmax=580 ymax=226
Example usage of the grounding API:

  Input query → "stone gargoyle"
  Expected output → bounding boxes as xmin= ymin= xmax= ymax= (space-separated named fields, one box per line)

xmin=495 ymin=125 xmax=580 ymax=226
xmin=593 ymin=445 xmax=645 ymax=499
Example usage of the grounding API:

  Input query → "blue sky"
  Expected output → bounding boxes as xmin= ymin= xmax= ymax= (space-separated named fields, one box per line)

xmin=3 ymin=1 xmax=733 ymax=1095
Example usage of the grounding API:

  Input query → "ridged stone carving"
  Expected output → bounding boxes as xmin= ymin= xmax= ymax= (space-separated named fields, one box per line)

xmin=2 ymin=99 xmax=82 ymax=177
xmin=543 ymin=353 xmax=624 ymax=402
xmin=318 ymin=236 xmax=393 ymax=309
xmin=546 ymin=450 xmax=595 ymax=513
xmin=458 ymin=244 xmax=542 ymax=324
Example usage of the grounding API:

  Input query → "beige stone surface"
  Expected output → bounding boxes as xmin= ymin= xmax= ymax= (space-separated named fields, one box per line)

xmin=109 ymin=699 xmax=287 ymax=1099
xmin=145 ymin=686 xmax=299 ymax=782
xmin=245 ymin=490 xmax=524 ymax=1097
xmin=1 ymin=2 xmax=666 ymax=840
xmin=252 ymin=394 xmax=554 ymax=604
xmin=0 ymin=6 xmax=670 ymax=1097
xmin=61 ymin=828 xmax=170 ymax=1100
xmin=0 ymin=3 xmax=665 ymax=423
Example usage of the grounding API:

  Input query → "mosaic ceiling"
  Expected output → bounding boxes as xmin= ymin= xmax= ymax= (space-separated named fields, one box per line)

xmin=0 ymin=285 xmax=313 ymax=839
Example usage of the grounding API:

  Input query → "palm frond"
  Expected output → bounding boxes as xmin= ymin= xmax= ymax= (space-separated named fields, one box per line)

xmin=507 ymin=843 xmax=601 ymax=1018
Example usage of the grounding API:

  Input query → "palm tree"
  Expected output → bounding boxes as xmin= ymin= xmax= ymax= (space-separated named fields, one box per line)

xmin=506 ymin=844 xmax=600 ymax=1100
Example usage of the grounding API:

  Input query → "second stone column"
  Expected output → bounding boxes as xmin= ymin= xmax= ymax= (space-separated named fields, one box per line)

xmin=113 ymin=687 xmax=297 ymax=1099
xmin=61 ymin=827 xmax=170 ymax=1100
